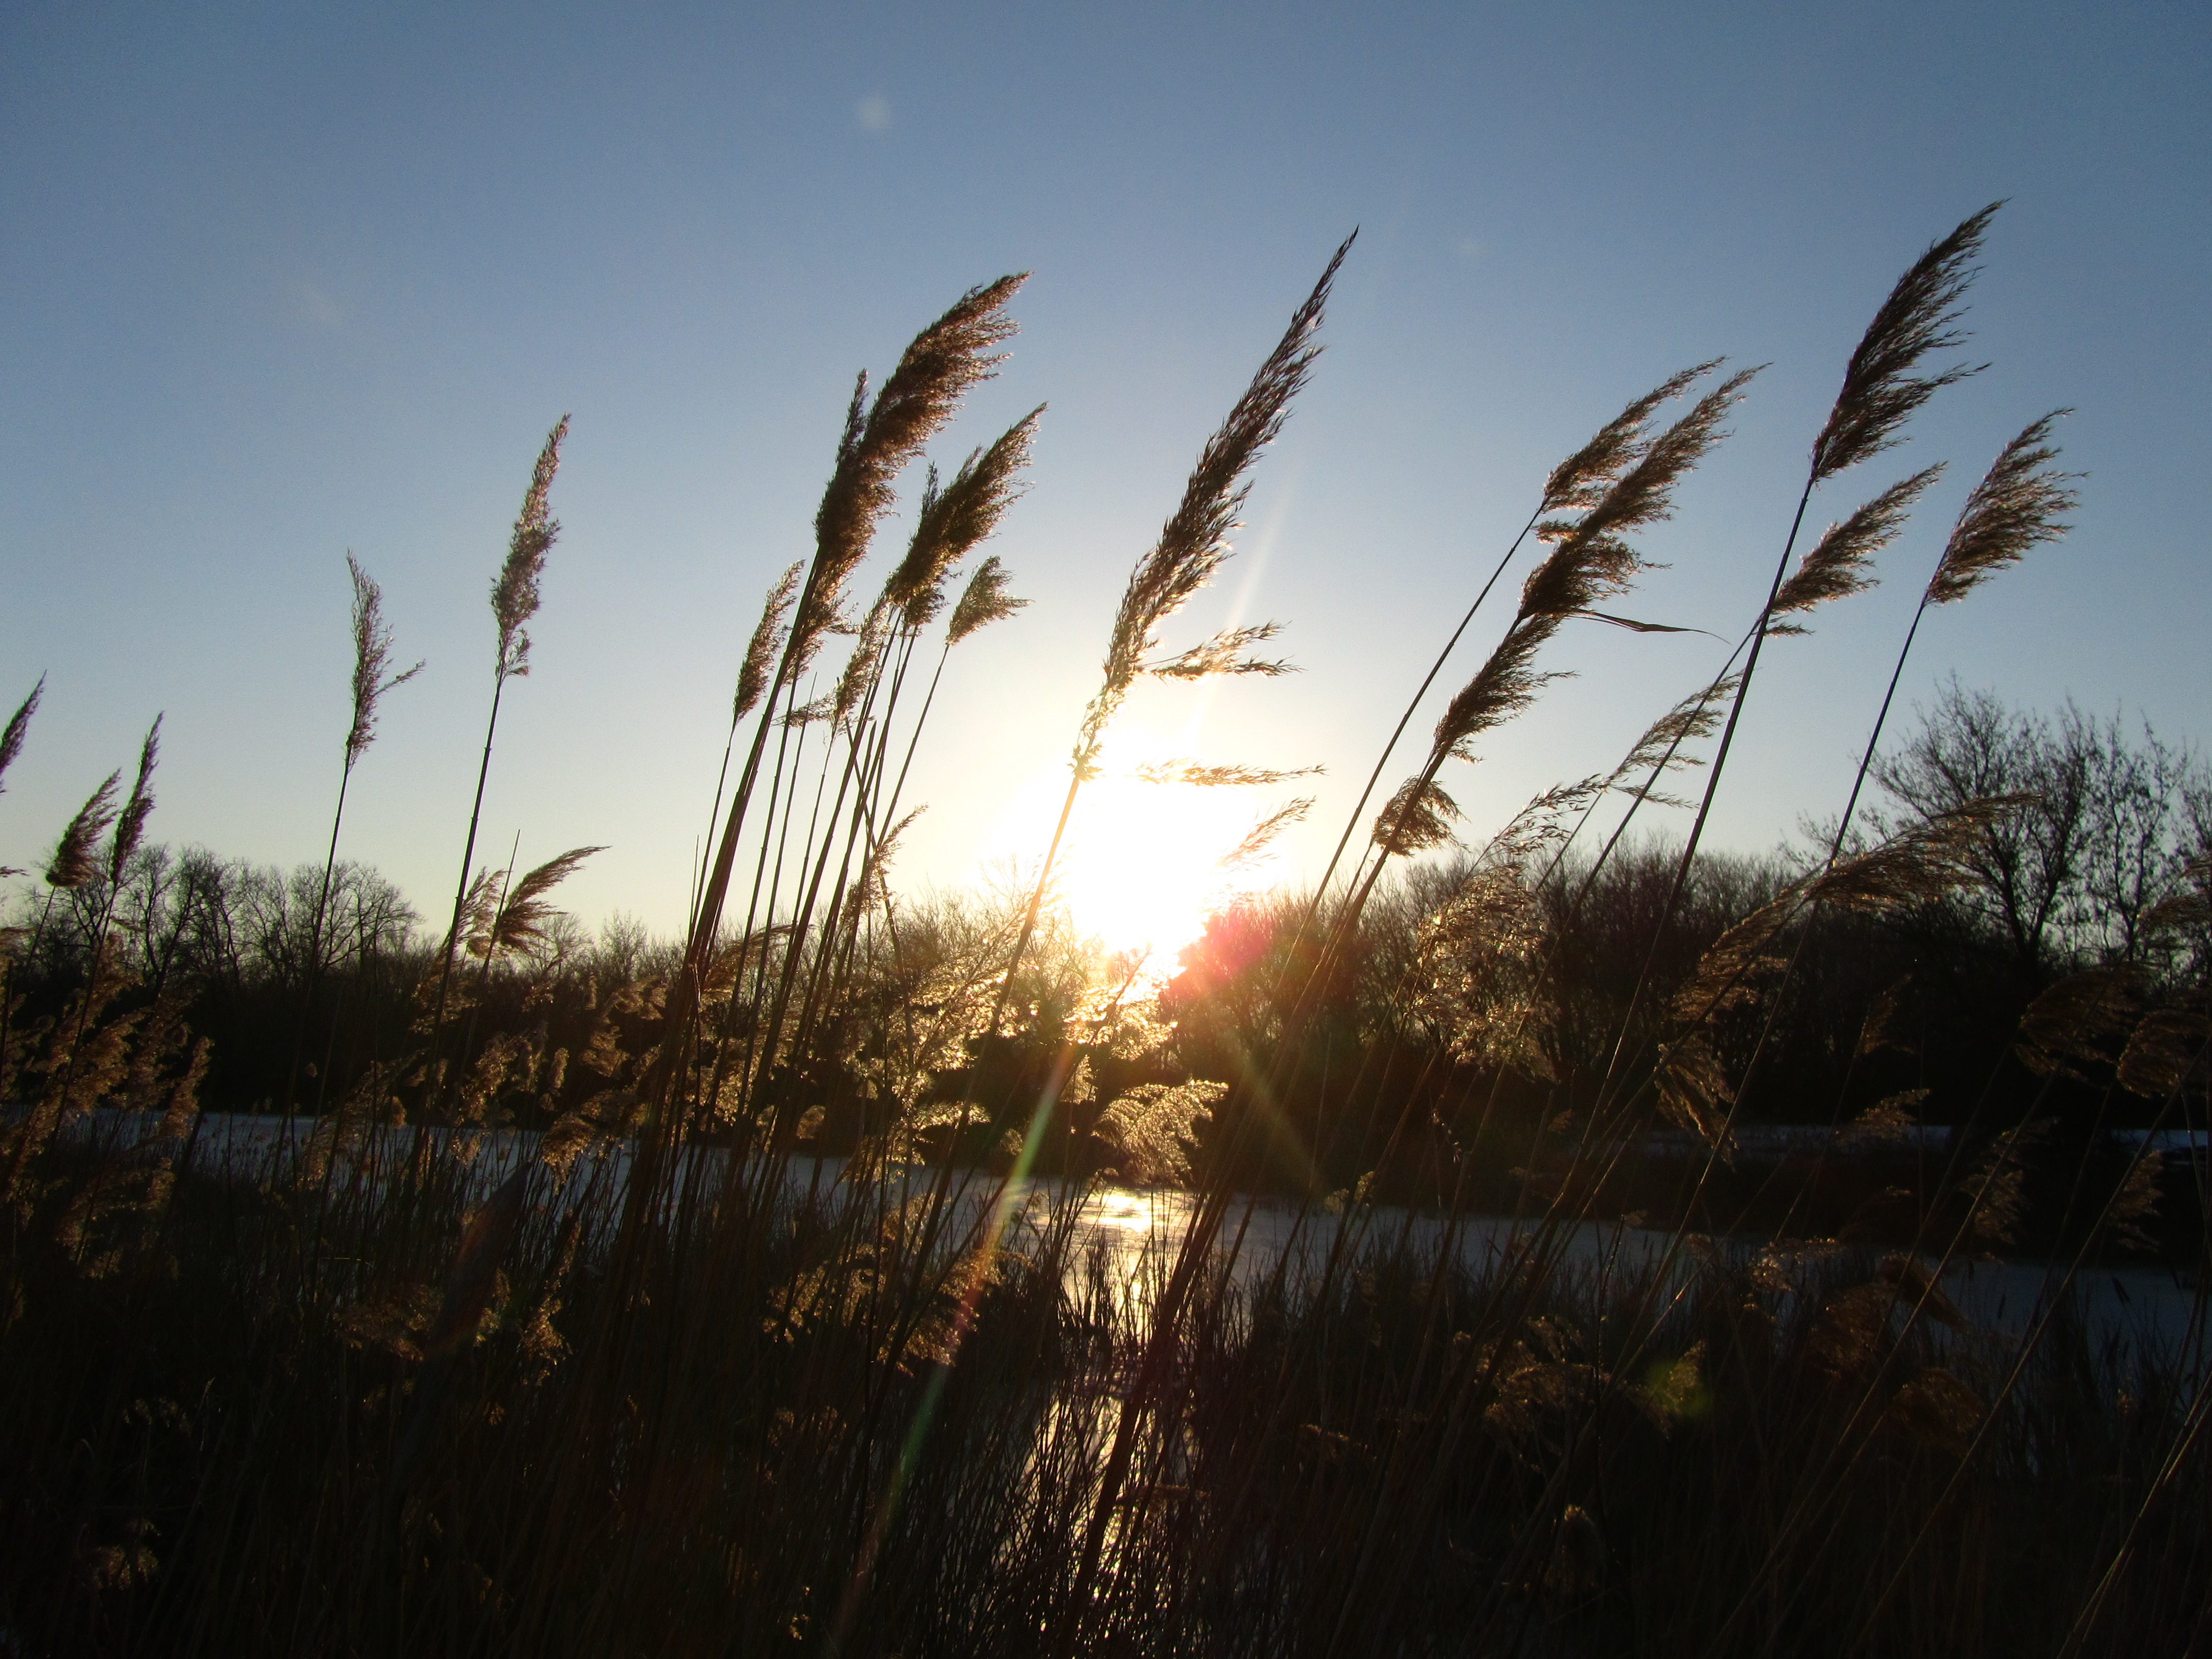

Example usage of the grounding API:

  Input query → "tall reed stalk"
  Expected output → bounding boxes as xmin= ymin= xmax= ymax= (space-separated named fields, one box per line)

xmin=286 ymin=554 xmax=420 ymax=1114
xmin=427 ymin=417 xmax=569 ymax=1074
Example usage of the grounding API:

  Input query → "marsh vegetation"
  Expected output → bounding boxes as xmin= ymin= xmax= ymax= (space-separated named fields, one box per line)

xmin=2 ymin=210 xmax=2206 ymax=1655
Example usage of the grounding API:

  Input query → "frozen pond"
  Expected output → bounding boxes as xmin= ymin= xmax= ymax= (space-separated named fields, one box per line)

xmin=59 ymin=1108 xmax=2210 ymax=1368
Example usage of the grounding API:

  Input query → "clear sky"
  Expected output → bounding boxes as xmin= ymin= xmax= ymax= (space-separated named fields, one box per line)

xmin=3 ymin=1 xmax=2206 ymax=941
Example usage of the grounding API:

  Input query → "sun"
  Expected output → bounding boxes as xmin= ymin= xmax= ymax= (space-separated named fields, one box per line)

xmin=1029 ymin=729 xmax=1295 ymax=980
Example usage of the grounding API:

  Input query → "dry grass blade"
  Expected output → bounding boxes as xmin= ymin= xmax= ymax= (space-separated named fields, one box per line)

xmin=108 ymin=715 xmax=162 ymax=880
xmin=476 ymin=846 xmax=606 ymax=960
xmin=1925 ymin=411 xmax=2080 ymax=604
xmin=1075 ymin=232 xmax=1353 ymax=778
xmin=945 ymin=554 xmax=1028 ymax=645
xmin=492 ymin=416 xmax=571 ymax=678
xmin=1767 ymin=464 xmax=1945 ymax=631
xmin=1372 ymin=775 xmax=1461 ymax=857
xmin=1811 ymin=203 xmax=1998 ymax=481
xmin=799 ymin=275 xmax=1027 ymax=664
xmin=886 ymin=407 xmax=1043 ymax=629
xmin=0 ymin=676 xmax=42 ymax=795
xmin=346 ymin=553 xmax=423 ymax=764
xmin=1543 ymin=360 xmax=1722 ymax=512
xmin=44 ymin=772 xmax=120 ymax=889
xmin=735 ymin=562 xmax=803 ymax=722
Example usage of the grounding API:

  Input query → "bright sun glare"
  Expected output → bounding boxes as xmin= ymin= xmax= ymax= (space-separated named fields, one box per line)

xmin=1003 ymin=727 xmax=1294 ymax=983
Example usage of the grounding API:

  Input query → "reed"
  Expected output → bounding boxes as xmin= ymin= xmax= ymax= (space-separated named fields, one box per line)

xmin=427 ymin=417 xmax=571 ymax=1062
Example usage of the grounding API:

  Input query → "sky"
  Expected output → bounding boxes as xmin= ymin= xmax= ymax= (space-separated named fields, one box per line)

xmin=2 ymin=1 xmax=2206 ymax=944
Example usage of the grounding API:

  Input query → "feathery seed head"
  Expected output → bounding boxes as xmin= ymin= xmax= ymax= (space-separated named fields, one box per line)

xmin=1811 ymin=204 xmax=1998 ymax=482
xmin=1427 ymin=368 xmax=1752 ymax=771
xmin=108 ymin=715 xmax=162 ymax=880
xmin=1925 ymin=412 xmax=2079 ymax=605
xmin=46 ymin=772 xmax=121 ymax=889
xmin=1543 ymin=360 xmax=1722 ymax=512
xmin=887 ymin=406 xmax=1043 ymax=629
xmin=796 ymin=278 xmax=1027 ymax=668
xmin=1768 ymin=464 xmax=1945 ymax=631
xmin=471 ymin=845 xmax=605 ymax=961
xmin=346 ymin=553 xmax=422 ymax=764
xmin=0 ymin=676 xmax=42 ymax=796
xmin=946 ymin=554 xmax=1028 ymax=645
xmin=1373 ymin=775 xmax=1461 ymax=858
xmin=1075 ymin=233 xmax=1353 ymax=777
xmin=735 ymin=562 xmax=804 ymax=722
xmin=493 ymin=416 xmax=570 ymax=679
xmin=1222 ymin=796 xmax=1313 ymax=871
xmin=833 ymin=600 xmax=893 ymax=731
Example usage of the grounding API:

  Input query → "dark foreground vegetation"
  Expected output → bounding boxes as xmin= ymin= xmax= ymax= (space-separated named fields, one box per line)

xmin=3 ymin=210 xmax=2208 ymax=1654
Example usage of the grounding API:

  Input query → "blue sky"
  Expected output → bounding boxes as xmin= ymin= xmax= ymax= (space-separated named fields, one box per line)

xmin=2 ymin=1 xmax=2206 ymax=937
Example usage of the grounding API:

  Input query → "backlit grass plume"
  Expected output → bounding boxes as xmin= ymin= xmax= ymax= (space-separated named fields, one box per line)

xmin=44 ymin=773 xmax=121 ymax=890
xmin=1073 ymin=233 xmax=1353 ymax=781
xmin=886 ymin=408 xmax=1044 ymax=630
xmin=430 ymin=417 xmax=572 ymax=1053
xmin=688 ymin=276 xmax=1026 ymax=968
xmin=1767 ymin=464 xmax=1945 ymax=632
xmin=1363 ymin=369 xmax=1753 ymax=887
xmin=493 ymin=417 xmax=570 ymax=680
xmin=1316 ymin=360 xmax=1727 ymax=909
xmin=469 ymin=845 xmax=605 ymax=961
xmin=1925 ymin=411 xmax=2080 ymax=604
xmin=108 ymin=716 xmax=161 ymax=882
xmin=346 ymin=552 xmax=424 ymax=764
xmin=735 ymin=563 xmax=804 ymax=724
xmin=945 ymin=554 xmax=1028 ymax=645
xmin=792 ymin=276 xmax=1027 ymax=672
xmin=0 ymin=677 xmax=41 ymax=797
xmin=1810 ymin=203 xmax=1997 ymax=482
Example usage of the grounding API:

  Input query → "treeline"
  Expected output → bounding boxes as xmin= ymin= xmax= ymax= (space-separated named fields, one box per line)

xmin=8 ymin=684 xmax=2205 ymax=1218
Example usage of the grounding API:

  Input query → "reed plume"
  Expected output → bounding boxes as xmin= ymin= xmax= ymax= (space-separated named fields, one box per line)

xmin=1766 ymin=464 xmax=1945 ymax=631
xmin=493 ymin=416 xmax=570 ymax=680
xmin=793 ymin=276 xmax=1026 ymax=671
xmin=107 ymin=716 xmax=161 ymax=882
xmin=0 ymin=677 xmax=41 ymax=797
xmin=345 ymin=552 xmax=424 ymax=763
xmin=430 ymin=417 xmax=571 ymax=1050
xmin=688 ymin=276 xmax=1025 ymax=966
xmin=1312 ymin=361 xmax=1728 ymax=914
xmin=735 ymin=563 xmax=804 ymax=723
xmin=45 ymin=773 xmax=121 ymax=890
xmin=470 ymin=845 xmax=605 ymax=961
xmin=1364 ymin=369 xmax=1753 ymax=887
xmin=1134 ymin=760 xmax=1321 ymax=788
xmin=945 ymin=554 xmax=1028 ymax=644
xmin=1073 ymin=233 xmax=1352 ymax=781
xmin=886 ymin=408 xmax=1043 ymax=629
xmin=1221 ymin=795 xmax=1314 ymax=871
xmin=1924 ymin=412 xmax=2080 ymax=604
xmin=287 ymin=556 xmax=421 ymax=1112
xmin=1810 ymin=203 xmax=1997 ymax=482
